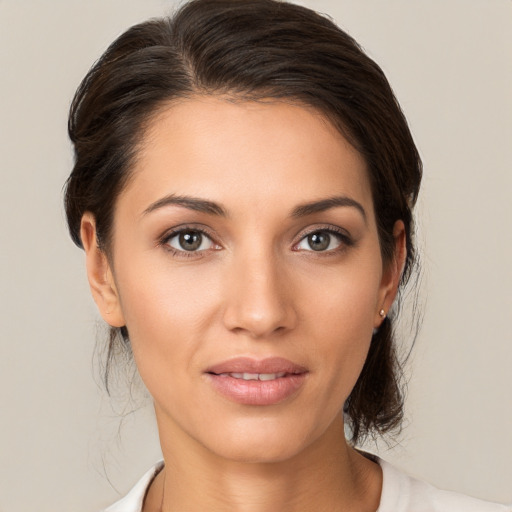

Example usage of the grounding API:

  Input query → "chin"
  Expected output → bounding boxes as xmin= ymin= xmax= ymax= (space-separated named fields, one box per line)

xmin=213 ymin=438 xmax=305 ymax=465
xmin=199 ymin=416 xmax=322 ymax=465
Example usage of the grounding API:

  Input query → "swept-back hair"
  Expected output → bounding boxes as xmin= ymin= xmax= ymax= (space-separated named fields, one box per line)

xmin=65 ymin=0 xmax=422 ymax=444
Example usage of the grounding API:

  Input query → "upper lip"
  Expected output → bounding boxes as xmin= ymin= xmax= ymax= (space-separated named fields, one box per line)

xmin=206 ymin=357 xmax=307 ymax=375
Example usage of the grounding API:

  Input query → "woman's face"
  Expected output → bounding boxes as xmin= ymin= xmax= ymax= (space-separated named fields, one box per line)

xmin=83 ymin=97 xmax=402 ymax=463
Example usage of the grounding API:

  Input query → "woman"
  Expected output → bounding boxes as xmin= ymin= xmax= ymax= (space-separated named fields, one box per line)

xmin=64 ymin=0 xmax=510 ymax=511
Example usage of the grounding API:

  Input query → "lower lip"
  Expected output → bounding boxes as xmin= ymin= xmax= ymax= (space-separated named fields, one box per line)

xmin=206 ymin=373 xmax=307 ymax=405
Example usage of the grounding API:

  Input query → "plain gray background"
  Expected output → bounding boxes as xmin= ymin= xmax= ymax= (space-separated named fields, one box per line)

xmin=0 ymin=1 xmax=511 ymax=510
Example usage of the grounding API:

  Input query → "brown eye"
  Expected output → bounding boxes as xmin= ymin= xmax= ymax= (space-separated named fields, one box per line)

xmin=167 ymin=230 xmax=214 ymax=252
xmin=179 ymin=231 xmax=202 ymax=251
xmin=307 ymin=232 xmax=331 ymax=251
xmin=295 ymin=229 xmax=345 ymax=252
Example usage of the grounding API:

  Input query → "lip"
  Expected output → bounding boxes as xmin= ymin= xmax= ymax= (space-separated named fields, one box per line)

xmin=205 ymin=357 xmax=308 ymax=406
xmin=206 ymin=357 xmax=307 ymax=375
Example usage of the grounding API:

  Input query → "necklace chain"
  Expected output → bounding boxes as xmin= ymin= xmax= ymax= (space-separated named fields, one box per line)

xmin=159 ymin=468 xmax=166 ymax=512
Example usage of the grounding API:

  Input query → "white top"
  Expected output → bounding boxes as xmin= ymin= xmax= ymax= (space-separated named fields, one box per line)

xmin=103 ymin=459 xmax=511 ymax=512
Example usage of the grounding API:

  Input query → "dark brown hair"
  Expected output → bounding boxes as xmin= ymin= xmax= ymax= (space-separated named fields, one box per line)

xmin=65 ymin=0 xmax=422 ymax=444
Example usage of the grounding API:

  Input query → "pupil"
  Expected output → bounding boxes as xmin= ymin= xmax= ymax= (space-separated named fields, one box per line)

xmin=308 ymin=232 xmax=330 ymax=251
xmin=179 ymin=231 xmax=202 ymax=251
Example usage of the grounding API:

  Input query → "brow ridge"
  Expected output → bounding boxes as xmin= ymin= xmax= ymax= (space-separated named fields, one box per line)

xmin=142 ymin=194 xmax=227 ymax=217
xmin=291 ymin=196 xmax=367 ymax=222
xmin=143 ymin=194 xmax=365 ymax=222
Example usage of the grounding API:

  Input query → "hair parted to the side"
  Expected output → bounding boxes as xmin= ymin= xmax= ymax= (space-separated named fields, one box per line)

xmin=65 ymin=0 xmax=422 ymax=445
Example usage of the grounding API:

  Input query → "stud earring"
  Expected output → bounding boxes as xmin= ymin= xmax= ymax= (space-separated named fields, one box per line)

xmin=379 ymin=309 xmax=385 ymax=318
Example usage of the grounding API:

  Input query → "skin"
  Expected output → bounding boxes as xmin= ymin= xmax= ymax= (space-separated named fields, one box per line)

xmin=81 ymin=97 xmax=406 ymax=512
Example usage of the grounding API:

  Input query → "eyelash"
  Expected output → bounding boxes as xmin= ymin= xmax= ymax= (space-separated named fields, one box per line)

xmin=158 ymin=224 xmax=220 ymax=259
xmin=292 ymin=225 xmax=354 ymax=255
xmin=157 ymin=224 xmax=354 ymax=259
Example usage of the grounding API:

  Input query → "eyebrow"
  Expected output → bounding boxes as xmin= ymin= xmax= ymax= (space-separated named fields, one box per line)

xmin=142 ymin=194 xmax=227 ymax=217
xmin=142 ymin=193 xmax=366 ymax=222
xmin=291 ymin=196 xmax=367 ymax=222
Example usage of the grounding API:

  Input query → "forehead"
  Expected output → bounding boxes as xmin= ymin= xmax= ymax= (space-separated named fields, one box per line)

xmin=121 ymin=96 xmax=373 ymax=218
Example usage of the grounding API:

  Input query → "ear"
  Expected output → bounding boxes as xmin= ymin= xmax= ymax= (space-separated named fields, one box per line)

xmin=375 ymin=220 xmax=407 ymax=328
xmin=80 ymin=213 xmax=125 ymax=328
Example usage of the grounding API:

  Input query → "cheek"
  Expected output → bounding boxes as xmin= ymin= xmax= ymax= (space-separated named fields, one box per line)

xmin=300 ymin=259 xmax=382 ymax=391
xmin=112 ymin=255 xmax=222 ymax=383
xmin=302 ymin=251 xmax=382 ymax=334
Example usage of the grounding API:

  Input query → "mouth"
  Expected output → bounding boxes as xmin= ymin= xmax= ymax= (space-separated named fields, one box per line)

xmin=206 ymin=356 xmax=307 ymax=375
xmin=205 ymin=357 xmax=308 ymax=405
xmin=214 ymin=372 xmax=288 ymax=381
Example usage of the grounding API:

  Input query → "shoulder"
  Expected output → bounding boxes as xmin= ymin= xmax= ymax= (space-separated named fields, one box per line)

xmin=101 ymin=461 xmax=164 ymax=512
xmin=378 ymin=458 xmax=511 ymax=512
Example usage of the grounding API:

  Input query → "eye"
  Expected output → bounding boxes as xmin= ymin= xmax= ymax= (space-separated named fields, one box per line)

xmin=166 ymin=229 xmax=215 ymax=252
xmin=295 ymin=229 xmax=347 ymax=252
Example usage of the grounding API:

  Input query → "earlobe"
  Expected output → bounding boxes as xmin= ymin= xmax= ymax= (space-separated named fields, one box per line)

xmin=375 ymin=220 xmax=407 ymax=327
xmin=80 ymin=213 xmax=125 ymax=328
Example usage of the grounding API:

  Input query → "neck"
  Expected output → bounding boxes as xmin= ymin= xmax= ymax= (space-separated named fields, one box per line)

xmin=144 ymin=415 xmax=382 ymax=512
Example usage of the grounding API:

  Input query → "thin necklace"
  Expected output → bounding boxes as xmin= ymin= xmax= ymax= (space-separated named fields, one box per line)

xmin=159 ymin=468 xmax=166 ymax=512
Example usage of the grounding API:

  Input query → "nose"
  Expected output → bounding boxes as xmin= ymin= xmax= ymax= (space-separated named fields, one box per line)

xmin=222 ymin=251 xmax=297 ymax=338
